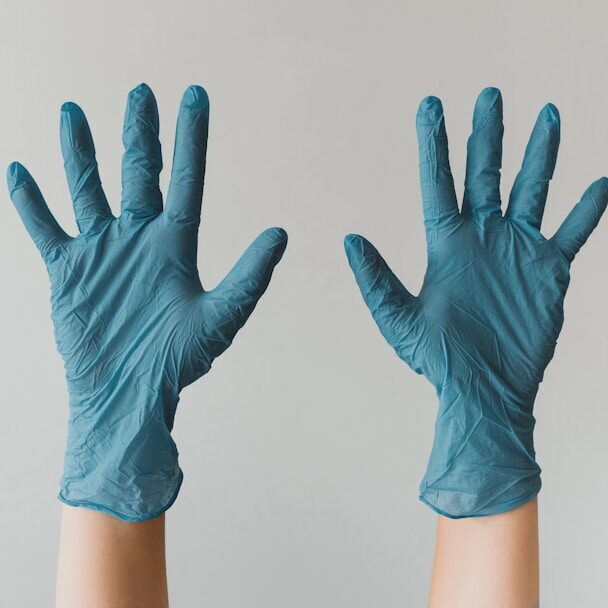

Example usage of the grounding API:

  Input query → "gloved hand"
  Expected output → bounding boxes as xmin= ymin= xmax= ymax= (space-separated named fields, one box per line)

xmin=8 ymin=84 xmax=288 ymax=521
xmin=345 ymin=87 xmax=607 ymax=518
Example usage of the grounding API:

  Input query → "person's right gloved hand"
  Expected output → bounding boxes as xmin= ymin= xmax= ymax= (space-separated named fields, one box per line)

xmin=345 ymin=87 xmax=607 ymax=518
xmin=8 ymin=83 xmax=288 ymax=521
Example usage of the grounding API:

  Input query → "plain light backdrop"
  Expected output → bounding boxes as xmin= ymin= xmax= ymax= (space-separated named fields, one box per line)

xmin=1 ymin=1 xmax=607 ymax=606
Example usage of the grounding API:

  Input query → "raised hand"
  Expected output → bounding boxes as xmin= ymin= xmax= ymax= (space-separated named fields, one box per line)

xmin=345 ymin=88 xmax=607 ymax=517
xmin=8 ymin=84 xmax=288 ymax=521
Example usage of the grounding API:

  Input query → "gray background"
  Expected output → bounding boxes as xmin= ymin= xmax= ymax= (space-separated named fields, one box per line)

xmin=1 ymin=1 xmax=607 ymax=606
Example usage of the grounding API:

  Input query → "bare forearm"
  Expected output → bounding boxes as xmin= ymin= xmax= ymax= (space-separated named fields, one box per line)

xmin=56 ymin=506 xmax=168 ymax=608
xmin=429 ymin=499 xmax=539 ymax=608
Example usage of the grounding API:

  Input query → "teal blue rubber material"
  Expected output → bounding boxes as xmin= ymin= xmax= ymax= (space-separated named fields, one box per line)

xmin=345 ymin=88 xmax=607 ymax=518
xmin=8 ymin=84 xmax=288 ymax=521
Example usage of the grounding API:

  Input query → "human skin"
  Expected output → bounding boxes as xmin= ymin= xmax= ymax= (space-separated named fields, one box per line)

xmin=429 ymin=499 xmax=539 ymax=608
xmin=56 ymin=506 xmax=168 ymax=608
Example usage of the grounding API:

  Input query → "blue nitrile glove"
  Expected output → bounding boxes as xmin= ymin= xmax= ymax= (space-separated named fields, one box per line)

xmin=345 ymin=87 xmax=607 ymax=518
xmin=8 ymin=84 xmax=288 ymax=521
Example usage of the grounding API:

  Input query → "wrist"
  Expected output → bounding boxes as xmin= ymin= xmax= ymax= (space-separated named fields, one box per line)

xmin=56 ymin=505 xmax=169 ymax=607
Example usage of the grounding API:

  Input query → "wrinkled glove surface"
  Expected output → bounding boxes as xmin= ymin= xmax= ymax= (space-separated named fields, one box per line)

xmin=8 ymin=84 xmax=287 ymax=521
xmin=345 ymin=87 xmax=607 ymax=518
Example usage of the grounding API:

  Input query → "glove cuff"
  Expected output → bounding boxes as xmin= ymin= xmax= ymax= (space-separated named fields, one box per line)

xmin=58 ymin=471 xmax=183 ymax=522
xmin=419 ymin=467 xmax=541 ymax=518
xmin=419 ymin=379 xmax=541 ymax=518
xmin=59 ymin=388 xmax=183 ymax=521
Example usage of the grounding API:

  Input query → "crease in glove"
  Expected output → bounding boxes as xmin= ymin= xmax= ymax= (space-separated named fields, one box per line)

xmin=7 ymin=83 xmax=288 ymax=521
xmin=345 ymin=87 xmax=608 ymax=518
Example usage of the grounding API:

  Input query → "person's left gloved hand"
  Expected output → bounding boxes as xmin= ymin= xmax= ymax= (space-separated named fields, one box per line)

xmin=8 ymin=83 xmax=288 ymax=521
xmin=345 ymin=87 xmax=607 ymax=518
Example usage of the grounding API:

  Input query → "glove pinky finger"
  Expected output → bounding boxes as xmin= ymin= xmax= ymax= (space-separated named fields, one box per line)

xmin=7 ymin=162 xmax=70 ymax=256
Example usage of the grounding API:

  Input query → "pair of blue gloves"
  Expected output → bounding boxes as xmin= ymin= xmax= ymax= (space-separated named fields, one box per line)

xmin=8 ymin=85 xmax=606 ymax=521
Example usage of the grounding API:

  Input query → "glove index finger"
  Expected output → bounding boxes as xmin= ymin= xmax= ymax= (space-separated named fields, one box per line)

xmin=165 ymin=85 xmax=209 ymax=226
xmin=416 ymin=96 xmax=459 ymax=227
xmin=506 ymin=103 xmax=560 ymax=231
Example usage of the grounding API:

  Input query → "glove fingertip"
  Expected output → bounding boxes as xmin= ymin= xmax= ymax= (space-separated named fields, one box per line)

xmin=183 ymin=85 xmax=210 ymax=110
xmin=344 ymin=233 xmax=377 ymax=261
xmin=475 ymin=86 xmax=502 ymax=115
xmin=129 ymin=82 xmax=154 ymax=98
xmin=6 ymin=161 xmax=30 ymax=193
xmin=265 ymin=226 xmax=288 ymax=244
xmin=344 ymin=232 xmax=363 ymax=248
xmin=416 ymin=96 xmax=443 ymax=124
xmin=258 ymin=226 xmax=288 ymax=259
xmin=584 ymin=176 xmax=608 ymax=211
xmin=542 ymin=102 xmax=560 ymax=123
xmin=595 ymin=175 xmax=608 ymax=195
xmin=60 ymin=101 xmax=83 ymax=115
